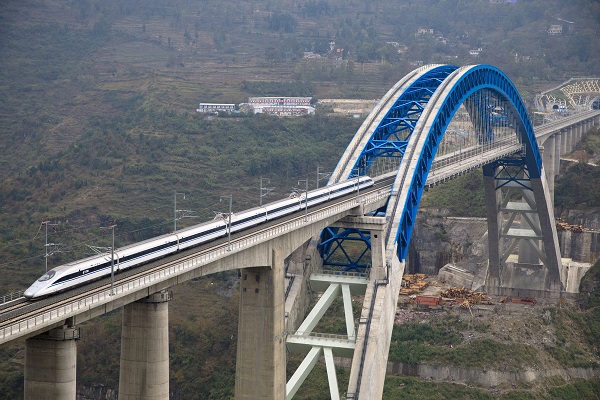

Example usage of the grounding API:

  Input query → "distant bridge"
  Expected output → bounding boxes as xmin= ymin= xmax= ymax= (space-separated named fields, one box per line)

xmin=0 ymin=65 xmax=598 ymax=400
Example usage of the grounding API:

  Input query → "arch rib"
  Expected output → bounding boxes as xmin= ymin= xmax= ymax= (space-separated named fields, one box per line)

xmin=329 ymin=64 xmax=458 ymax=183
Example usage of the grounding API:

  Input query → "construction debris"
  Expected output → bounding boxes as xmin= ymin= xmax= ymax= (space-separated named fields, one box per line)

xmin=400 ymin=273 xmax=429 ymax=295
xmin=460 ymin=299 xmax=474 ymax=316
xmin=511 ymin=297 xmax=537 ymax=305
xmin=416 ymin=295 xmax=441 ymax=306
xmin=556 ymin=218 xmax=585 ymax=233
xmin=439 ymin=287 xmax=492 ymax=305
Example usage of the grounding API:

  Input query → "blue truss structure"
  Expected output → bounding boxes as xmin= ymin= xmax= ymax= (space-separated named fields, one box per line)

xmin=318 ymin=227 xmax=371 ymax=272
xmin=323 ymin=64 xmax=544 ymax=268
xmin=482 ymin=157 xmax=533 ymax=191
xmin=352 ymin=65 xmax=458 ymax=175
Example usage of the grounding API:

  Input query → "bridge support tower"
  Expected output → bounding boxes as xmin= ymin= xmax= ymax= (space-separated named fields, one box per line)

xmin=24 ymin=325 xmax=80 ymax=400
xmin=119 ymin=290 xmax=172 ymax=400
xmin=235 ymin=247 xmax=286 ymax=400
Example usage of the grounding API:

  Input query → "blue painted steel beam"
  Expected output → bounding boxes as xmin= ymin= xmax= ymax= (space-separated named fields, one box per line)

xmin=349 ymin=65 xmax=459 ymax=176
xmin=483 ymin=158 xmax=533 ymax=191
xmin=393 ymin=65 xmax=543 ymax=262
xmin=318 ymin=227 xmax=372 ymax=272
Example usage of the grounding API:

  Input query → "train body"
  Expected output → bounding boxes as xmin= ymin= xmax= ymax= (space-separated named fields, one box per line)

xmin=24 ymin=176 xmax=374 ymax=299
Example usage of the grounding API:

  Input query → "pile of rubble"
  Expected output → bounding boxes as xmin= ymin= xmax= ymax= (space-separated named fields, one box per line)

xmin=439 ymin=287 xmax=492 ymax=305
xmin=400 ymin=273 xmax=429 ymax=295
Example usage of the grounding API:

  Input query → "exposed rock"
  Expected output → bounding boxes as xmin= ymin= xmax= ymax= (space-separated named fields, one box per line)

xmin=386 ymin=362 xmax=600 ymax=388
xmin=408 ymin=209 xmax=488 ymax=276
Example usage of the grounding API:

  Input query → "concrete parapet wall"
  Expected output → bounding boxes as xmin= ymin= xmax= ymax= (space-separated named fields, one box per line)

xmin=559 ymin=228 xmax=600 ymax=265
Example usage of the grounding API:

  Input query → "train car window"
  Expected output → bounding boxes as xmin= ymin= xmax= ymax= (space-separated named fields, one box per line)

xmin=268 ymin=203 xmax=299 ymax=214
xmin=308 ymin=193 xmax=327 ymax=201
xmin=54 ymin=271 xmax=84 ymax=284
xmin=37 ymin=270 xmax=56 ymax=282
xmin=180 ymin=226 xmax=225 ymax=243
xmin=232 ymin=213 xmax=266 ymax=226
xmin=90 ymin=262 xmax=110 ymax=273
xmin=120 ymin=241 xmax=177 ymax=263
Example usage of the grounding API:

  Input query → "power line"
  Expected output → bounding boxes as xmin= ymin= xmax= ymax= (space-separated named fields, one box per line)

xmin=0 ymin=198 xmax=225 ymax=269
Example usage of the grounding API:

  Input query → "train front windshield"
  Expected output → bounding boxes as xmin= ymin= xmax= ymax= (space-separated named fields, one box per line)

xmin=37 ymin=270 xmax=56 ymax=282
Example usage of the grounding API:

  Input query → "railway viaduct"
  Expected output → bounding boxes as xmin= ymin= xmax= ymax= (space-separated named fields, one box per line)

xmin=0 ymin=64 xmax=599 ymax=400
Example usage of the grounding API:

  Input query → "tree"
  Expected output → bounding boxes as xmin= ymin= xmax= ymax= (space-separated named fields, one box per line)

xmin=268 ymin=13 xmax=298 ymax=33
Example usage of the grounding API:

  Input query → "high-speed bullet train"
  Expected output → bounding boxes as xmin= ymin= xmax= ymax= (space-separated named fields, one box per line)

xmin=24 ymin=176 xmax=374 ymax=299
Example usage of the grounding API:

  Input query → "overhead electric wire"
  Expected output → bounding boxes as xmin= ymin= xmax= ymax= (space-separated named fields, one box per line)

xmin=0 ymin=200 xmax=225 ymax=270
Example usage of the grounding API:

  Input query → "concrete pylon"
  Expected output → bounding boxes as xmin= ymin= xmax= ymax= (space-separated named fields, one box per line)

xmin=119 ymin=290 xmax=172 ymax=400
xmin=554 ymin=132 xmax=561 ymax=176
xmin=483 ymin=168 xmax=502 ymax=286
xmin=235 ymin=246 xmax=286 ymax=400
xmin=542 ymin=137 xmax=555 ymax=205
xmin=24 ymin=325 xmax=80 ymax=400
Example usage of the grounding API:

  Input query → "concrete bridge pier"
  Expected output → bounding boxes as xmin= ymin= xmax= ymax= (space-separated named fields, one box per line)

xmin=554 ymin=132 xmax=562 ymax=176
xmin=119 ymin=290 xmax=172 ymax=400
xmin=561 ymin=129 xmax=568 ymax=155
xmin=235 ymin=247 xmax=286 ymax=400
xmin=24 ymin=325 xmax=80 ymax=400
xmin=541 ymin=136 xmax=556 ymax=204
xmin=483 ymin=170 xmax=503 ymax=285
xmin=569 ymin=128 xmax=575 ymax=153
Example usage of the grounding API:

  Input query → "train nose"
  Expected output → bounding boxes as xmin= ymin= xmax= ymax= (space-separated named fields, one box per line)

xmin=24 ymin=283 xmax=41 ymax=299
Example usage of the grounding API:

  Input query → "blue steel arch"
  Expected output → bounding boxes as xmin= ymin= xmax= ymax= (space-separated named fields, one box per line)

xmin=350 ymin=65 xmax=458 ymax=174
xmin=392 ymin=64 xmax=542 ymax=262
xmin=325 ymin=64 xmax=545 ymax=269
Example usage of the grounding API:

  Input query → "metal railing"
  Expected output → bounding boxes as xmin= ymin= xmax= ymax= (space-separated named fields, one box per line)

xmin=317 ymin=268 xmax=370 ymax=279
xmin=290 ymin=331 xmax=356 ymax=341
xmin=1 ymin=291 xmax=23 ymax=304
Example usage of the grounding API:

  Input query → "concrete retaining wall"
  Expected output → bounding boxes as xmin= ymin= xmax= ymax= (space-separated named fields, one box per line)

xmin=386 ymin=362 xmax=600 ymax=387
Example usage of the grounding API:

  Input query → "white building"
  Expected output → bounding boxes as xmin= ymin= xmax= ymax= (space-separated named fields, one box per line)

xmin=547 ymin=25 xmax=563 ymax=35
xmin=196 ymin=103 xmax=236 ymax=113
xmin=245 ymin=97 xmax=315 ymax=116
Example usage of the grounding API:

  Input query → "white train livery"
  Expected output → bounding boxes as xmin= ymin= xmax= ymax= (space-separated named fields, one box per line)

xmin=24 ymin=176 xmax=374 ymax=299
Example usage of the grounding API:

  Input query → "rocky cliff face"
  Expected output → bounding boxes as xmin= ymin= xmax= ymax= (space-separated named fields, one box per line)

xmin=410 ymin=208 xmax=600 ymax=277
xmin=407 ymin=209 xmax=488 ymax=276
xmin=558 ymin=209 xmax=600 ymax=264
